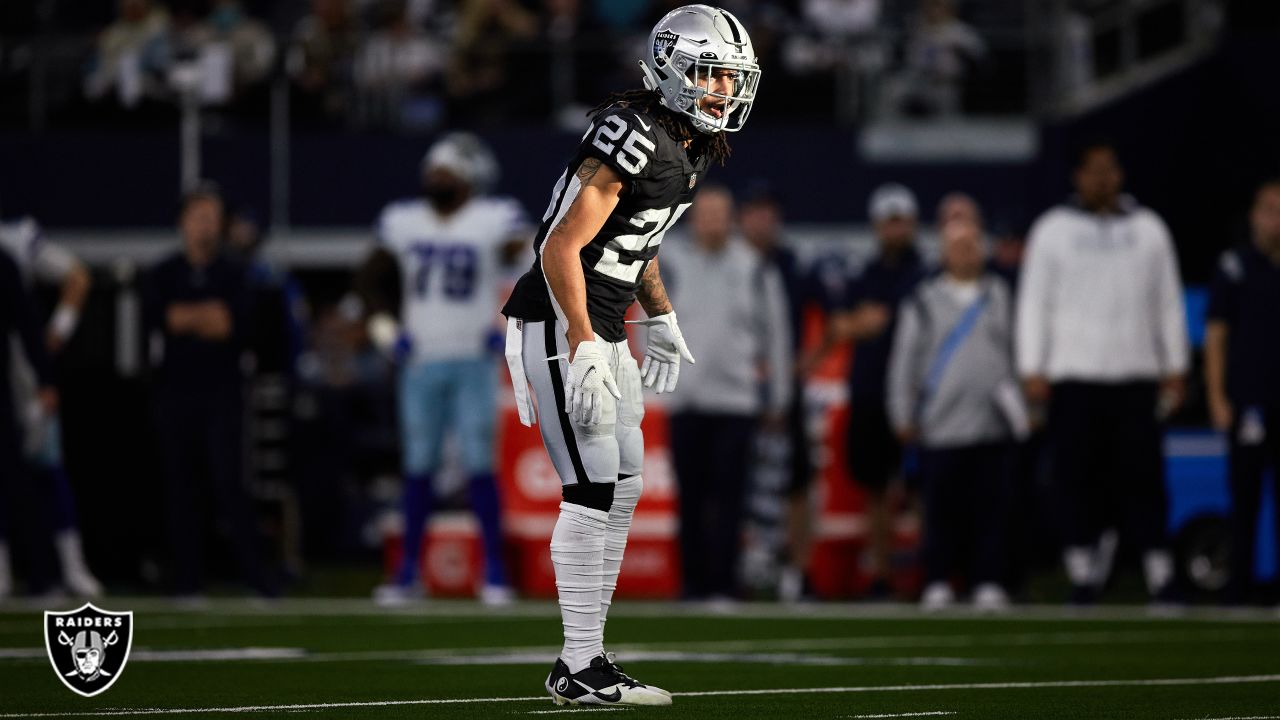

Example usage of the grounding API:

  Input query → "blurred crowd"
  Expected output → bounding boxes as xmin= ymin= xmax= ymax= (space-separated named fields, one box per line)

xmin=3 ymin=0 xmax=1008 ymax=130
xmin=2 ymin=131 xmax=1277 ymax=608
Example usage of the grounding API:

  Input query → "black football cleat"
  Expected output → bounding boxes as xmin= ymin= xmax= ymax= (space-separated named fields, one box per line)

xmin=544 ymin=655 xmax=671 ymax=706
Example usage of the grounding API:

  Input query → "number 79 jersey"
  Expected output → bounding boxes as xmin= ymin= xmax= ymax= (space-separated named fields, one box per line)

xmin=377 ymin=196 xmax=529 ymax=362
xmin=502 ymin=105 xmax=709 ymax=342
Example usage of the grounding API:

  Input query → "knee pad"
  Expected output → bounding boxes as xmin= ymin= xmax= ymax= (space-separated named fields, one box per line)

xmin=612 ymin=474 xmax=643 ymax=511
xmin=562 ymin=482 xmax=616 ymax=512
xmin=616 ymin=423 xmax=644 ymax=478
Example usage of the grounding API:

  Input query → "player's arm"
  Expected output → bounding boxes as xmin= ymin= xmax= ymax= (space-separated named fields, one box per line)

xmin=636 ymin=258 xmax=672 ymax=316
xmin=541 ymin=157 xmax=625 ymax=355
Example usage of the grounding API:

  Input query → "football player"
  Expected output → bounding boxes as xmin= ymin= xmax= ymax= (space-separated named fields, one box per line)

xmin=501 ymin=4 xmax=760 ymax=707
xmin=361 ymin=133 xmax=529 ymax=606
xmin=0 ymin=213 xmax=101 ymax=598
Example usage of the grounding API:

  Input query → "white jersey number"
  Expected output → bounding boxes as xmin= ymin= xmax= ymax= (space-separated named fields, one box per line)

xmin=593 ymin=203 xmax=691 ymax=284
xmin=591 ymin=116 xmax=656 ymax=175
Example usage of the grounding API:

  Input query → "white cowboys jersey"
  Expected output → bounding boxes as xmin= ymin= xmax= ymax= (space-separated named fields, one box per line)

xmin=377 ymin=196 xmax=530 ymax=362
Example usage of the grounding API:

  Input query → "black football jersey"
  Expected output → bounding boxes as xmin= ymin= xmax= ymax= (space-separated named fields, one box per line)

xmin=502 ymin=104 xmax=711 ymax=342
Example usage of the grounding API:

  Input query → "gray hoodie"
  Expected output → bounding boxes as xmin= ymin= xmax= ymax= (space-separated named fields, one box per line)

xmin=887 ymin=272 xmax=1022 ymax=448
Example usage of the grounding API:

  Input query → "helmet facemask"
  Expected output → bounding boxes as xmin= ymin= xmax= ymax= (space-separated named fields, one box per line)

xmin=683 ymin=59 xmax=760 ymax=133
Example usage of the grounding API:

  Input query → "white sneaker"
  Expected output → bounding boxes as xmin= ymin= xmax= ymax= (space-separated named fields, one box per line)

xmin=479 ymin=584 xmax=515 ymax=606
xmin=372 ymin=582 xmax=425 ymax=607
xmin=920 ymin=582 xmax=954 ymax=612
xmin=778 ymin=566 xmax=803 ymax=603
xmin=972 ymin=583 xmax=1011 ymax=612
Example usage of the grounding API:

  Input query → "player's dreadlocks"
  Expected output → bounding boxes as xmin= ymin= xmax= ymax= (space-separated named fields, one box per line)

xmin=589 ymin=90 xmax=732 ymax=166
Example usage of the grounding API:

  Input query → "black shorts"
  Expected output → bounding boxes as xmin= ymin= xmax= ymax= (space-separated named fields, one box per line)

xmin=845 ymin=395 xmax=902 ymax=492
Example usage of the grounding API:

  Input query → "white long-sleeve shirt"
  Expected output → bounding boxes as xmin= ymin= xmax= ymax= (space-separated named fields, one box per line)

xmin=1015 ymin=197 xmax=1189 ymax=382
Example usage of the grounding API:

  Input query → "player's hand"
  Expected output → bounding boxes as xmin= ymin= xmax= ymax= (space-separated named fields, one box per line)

xmin=626 ymin=311 xmax=695 ymax=394
xmin=856 ymin=303 xmax=891 ymax=338
xmin=1022 ymin=375 xmax=1051 ymax=404
xmin=895 ymin=425 xmax=918 ymax=446
xmin=555 ymin=340 xmax=621 ymax=425
xmin=1159 ymin=374 xmax=1186 ymax=419
xmin=367 ymin=313 xmax=412 ymax=362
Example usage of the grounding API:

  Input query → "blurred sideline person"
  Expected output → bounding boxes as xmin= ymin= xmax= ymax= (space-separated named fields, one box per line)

xmin=1016 ymin=142 xmax=1188 ymax=604
xmin=739 ymin=183 xmax=818 ymax=602
xmin=809 ymin=182 xmax=926 ymax=599
xmin=1204 ymin=179 xmax=1280 ymax=605
xmin=0 ymin=251 xmax=58 ymax=600
xmin=663 ymin=185 xmax=792 ymax=601
xmin=888 ymin=219 xmax=1024 ymax=611
xmin=0 ymin=214 xmax=101 ymax=597
xmin=359 ymin=133 xmax=528 ymax=606
xmin=501 ymin=5 xmax=760 ymax=706
xmin=936 ymin=191 xmax=982 ymax=229
xmin=144 ymin=184 xmax=275 ymax=597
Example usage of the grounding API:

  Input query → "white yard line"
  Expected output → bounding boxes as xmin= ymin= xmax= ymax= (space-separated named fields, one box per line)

xmin=522 ymin=709 xmax=630 ymax=715
xmin=1175 ymin=716 xmax=1280 ymax=720
xmin=843 ymin=713 xmax=956 ymax=719
xmin=0 ymin=646 xmax=991 ymax=667
xmin=2 ymin=674 xmax=1279 ymax=718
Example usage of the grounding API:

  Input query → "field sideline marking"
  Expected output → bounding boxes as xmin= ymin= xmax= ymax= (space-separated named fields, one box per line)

xmin=2 ymin=674 xmax=1280 ymax=717
xmin=1176 ymin=716 xmax=1280 ymax=720
xmin=0 ymin=647 xmax=991 ymax=667
xmin=514 ymin=707 xmax=624 ymax=712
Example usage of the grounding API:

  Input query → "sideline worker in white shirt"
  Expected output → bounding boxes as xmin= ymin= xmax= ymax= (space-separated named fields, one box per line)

xmin=1016 ymin=141 xmax=1189 ymax=604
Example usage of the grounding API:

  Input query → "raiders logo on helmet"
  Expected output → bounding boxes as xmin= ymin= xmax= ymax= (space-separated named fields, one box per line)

xmin=44 ymin=603 xmax=134 ymax=697
xmin=653 ymin=30 xmax=679 ymax=67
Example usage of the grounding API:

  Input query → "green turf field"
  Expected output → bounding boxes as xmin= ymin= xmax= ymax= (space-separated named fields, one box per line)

xmin=1 ymin=599 xmax=1278 ymax=719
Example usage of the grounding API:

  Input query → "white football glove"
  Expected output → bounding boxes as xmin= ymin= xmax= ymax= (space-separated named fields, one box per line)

xmin=626 ymin=311 xmax=695 ymax=394
xmin=551 ymin=340 xmax=621 ymax=426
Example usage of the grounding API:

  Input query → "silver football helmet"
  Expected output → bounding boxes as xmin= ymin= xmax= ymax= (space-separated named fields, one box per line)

xmin=421 ymin=132 xmax=499 ymax=194
xmin=640 ymin=5 xmax=761 ymax=134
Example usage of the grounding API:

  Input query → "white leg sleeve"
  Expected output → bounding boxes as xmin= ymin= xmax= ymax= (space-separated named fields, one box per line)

xmin=551 ymin=501 xmax=608 ymax=674
xmin=600 ymin=474 xmax=642 ymax=630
